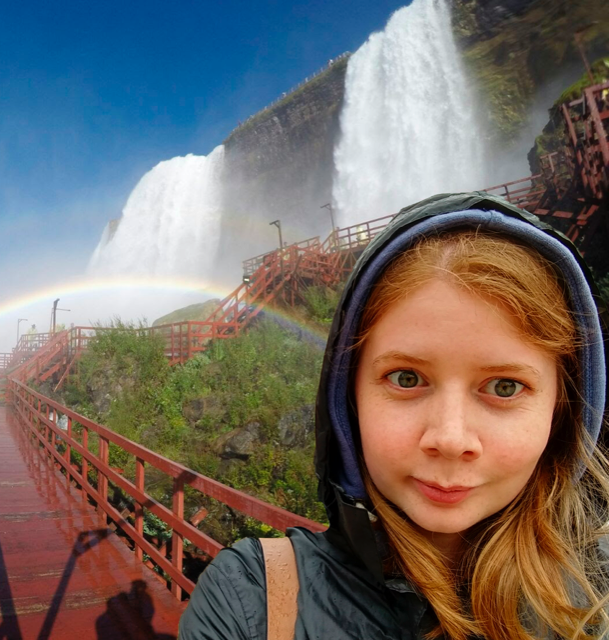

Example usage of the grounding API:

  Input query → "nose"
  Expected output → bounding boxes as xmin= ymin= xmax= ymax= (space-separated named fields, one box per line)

xmin=419 ymin=386 xmax=482 ymax=460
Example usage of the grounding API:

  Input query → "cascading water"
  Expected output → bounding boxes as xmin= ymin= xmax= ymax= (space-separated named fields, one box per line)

xmin=332 ymin=0 xmax=488 ymax=225
xmin=88 ymin=147 xmax=225 ymax=278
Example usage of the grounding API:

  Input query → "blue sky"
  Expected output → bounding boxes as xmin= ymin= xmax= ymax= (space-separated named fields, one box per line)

xmin=0 ymin=1 xmax=407 ymax=257
xmin=0 ymin=0 xmax=409 ymax=349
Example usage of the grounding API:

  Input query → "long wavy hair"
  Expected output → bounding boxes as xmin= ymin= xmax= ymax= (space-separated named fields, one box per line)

xmin=354 ymin=229 xmax=609 ymax=640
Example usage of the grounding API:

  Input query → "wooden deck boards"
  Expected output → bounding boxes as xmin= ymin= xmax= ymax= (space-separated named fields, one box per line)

xmin=0 ymin=406 xmax=185 ymax=639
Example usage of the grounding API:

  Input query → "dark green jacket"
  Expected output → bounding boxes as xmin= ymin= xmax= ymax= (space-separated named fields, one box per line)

xmin=179 ymin=528 xmax=437 ymax=639
xmin=179 ymin=193 xmax=609 ymax=640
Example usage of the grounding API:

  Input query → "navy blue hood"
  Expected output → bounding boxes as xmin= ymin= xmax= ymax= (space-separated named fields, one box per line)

xmin=314 ymin=192 xmax=609 ymax=585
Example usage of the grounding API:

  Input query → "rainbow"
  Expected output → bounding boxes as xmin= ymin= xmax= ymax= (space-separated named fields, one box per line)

xmin=0 ymin=276 xmax=226 ymax=316
xmin=0 ymin=275 xmax=328 ymax=345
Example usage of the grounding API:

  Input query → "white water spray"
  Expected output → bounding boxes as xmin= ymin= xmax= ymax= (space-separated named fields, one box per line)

xmin=88 ymin=148 xmax=225 ymax=278
xmin=333 ymin=0 xmax=487 ymax=225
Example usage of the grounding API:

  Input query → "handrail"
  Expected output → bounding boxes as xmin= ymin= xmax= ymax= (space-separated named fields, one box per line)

xmin=8 ymin=378 xmax=325 ymax=600
xmin=243 ymin=235 xmax=321 ymax=276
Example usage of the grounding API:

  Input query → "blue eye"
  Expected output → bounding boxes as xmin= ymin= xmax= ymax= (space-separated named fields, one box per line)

xmin=387 ymin=370 xmax=421 ymax=388
xmin=484 ymin=379 xmax=524 ymax=398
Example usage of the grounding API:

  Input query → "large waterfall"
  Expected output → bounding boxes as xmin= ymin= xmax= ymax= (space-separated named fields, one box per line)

xmin=88 ymin=0 xmax=488 ymax=283
xmin=88 ymin=148 xmax=225 ymax=278
xmin=332 ymin=0 xmax=487 ymax=226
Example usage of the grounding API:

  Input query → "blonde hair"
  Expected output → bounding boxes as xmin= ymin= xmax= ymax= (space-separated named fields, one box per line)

xmin=355 ymin=230 xmax=609 ymax=640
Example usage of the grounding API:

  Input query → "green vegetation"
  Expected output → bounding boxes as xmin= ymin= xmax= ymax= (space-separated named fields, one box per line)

xmin=152 ymin=299 xmax=220 ymax=326
xmin=302 ymin=285 xmax=343 ymax=326
xmin=556 ymin=57 xmax=609 ymax=105
xmin=61 ymin=318 xmax=328 ymax=544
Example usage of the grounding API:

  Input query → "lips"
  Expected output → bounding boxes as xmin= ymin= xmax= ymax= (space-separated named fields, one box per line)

xmin=413 ymin=478 xmax=474 ymax=504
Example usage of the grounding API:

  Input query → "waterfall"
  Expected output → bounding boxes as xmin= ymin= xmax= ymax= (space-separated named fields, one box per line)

xmin=88 ymin=147 xmax=225 ymax=278
xmin=332 ymin=0 xmax=487 ymax=225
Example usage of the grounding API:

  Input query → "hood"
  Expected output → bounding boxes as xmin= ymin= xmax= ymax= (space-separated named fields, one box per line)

xmin=314 ymin=192 xmax=609 ymax=586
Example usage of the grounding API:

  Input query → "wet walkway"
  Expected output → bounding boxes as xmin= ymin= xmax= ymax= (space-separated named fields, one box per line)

xmin=0 ymin=406 xmax=185 ymax=639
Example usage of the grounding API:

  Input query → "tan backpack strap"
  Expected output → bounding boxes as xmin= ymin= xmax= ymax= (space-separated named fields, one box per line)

xmin=259 ymin=537 xmax=299 ymax=640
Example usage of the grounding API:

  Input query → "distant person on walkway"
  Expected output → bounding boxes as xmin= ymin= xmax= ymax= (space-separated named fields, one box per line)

xmin=179 ymin=193 xmax=609 ymax=639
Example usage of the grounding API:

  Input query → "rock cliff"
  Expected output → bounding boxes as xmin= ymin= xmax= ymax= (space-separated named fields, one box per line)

xmin=215 ymin=57 xmax=348 ymax=275
xmin=452 ymin=0 xmax=609 ymax=139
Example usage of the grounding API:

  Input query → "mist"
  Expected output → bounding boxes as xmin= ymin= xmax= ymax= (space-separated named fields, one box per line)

xmin=484 ymin=64 xmax=584 ymax=186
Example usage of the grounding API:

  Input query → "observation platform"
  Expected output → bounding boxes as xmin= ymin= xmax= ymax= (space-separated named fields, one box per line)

xmin=0 ymin=406 xmax=184 ymax=640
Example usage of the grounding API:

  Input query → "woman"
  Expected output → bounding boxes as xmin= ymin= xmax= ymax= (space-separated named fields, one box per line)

xmin=179 ymin=192 xmax=609 ymax=639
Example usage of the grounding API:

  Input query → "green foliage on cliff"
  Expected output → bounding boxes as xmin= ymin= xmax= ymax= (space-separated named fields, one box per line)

xmin=453 ymin=0 xmax=609 ymax=141
xmin=556 ymin=58 xmax=609 ymax=105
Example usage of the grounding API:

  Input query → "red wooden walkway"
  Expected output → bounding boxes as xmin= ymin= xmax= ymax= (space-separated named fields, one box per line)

xmin=0 ymin=406 xmax=184 ymax=640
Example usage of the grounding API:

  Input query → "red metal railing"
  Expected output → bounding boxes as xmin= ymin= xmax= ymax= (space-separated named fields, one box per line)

xmin=484 ymin=174 xmax=546 ymax=210
xmin=8 ymin=379 xmax=325 ymax=600
xmin=562 ymin=81 xmax=609 ymax=200
xmin=326 ymin=214 xmax=395 ymax=253
xmin=0 ymin=353 xmax=12 ymax=371
xmin=243 ymin=235 xmax=321 ymax=276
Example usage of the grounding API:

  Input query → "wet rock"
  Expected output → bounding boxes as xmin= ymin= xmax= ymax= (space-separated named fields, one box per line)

xmin=86 ymin=369 xmax=130 ymax=414
xmin=183 ymin=395 xmax=225 ymax=427
xmin=213 ymin=421 xmax=262 ymax=460
xmin=183 ymin=398 xmax=206 ymax=424
xmin=278 ymin=404 xmax=315 ymax=448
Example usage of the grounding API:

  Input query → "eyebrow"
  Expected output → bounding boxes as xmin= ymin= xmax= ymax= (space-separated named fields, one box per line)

xmin=372 ymin=351 xmax=430 ymax=366
xmin=479 ymin=363 xmax=542 ymax=380
xmin=371 ymin=352 xmax=542 ymax=380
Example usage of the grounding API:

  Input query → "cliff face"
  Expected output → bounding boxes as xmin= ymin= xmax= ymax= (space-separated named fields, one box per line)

xmin=214 ymin=58 xmax=348 ymax=277
xmin=452 ymin=0 xmax=609 ymax=140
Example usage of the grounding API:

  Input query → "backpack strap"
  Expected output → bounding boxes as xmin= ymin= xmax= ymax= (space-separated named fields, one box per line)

xmin=259 ymin=537 xmax=299 ymax=640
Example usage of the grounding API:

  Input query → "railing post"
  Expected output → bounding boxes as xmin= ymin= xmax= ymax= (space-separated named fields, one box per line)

xmin=36 ymin=397 xmax=41 ymax=436
xmin=82 ymin=427 xmax=89 ymax=501
xmin=585 ymin=87 xmax=609 ymax=168
xmin=45 ymin=404 xmax=50 ymax=443
xmin=134 ymin=458 xmax=145 ymax=561
xmin=187 ymin=323 xmax=192 ymax=362
xmin=171 ymin=325 xmax=175 ymax=363
xmin=64 ymin=416 xmax=72 ymax=487
xmin=98 ymin=436 xmax=109 ymax=521
xmin=171 ymin=475 xmax=184 ymax=599
xmin=51 ymin=408 xmax=57 ymax=451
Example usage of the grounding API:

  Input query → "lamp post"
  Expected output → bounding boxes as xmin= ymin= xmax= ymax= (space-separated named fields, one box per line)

xmin=269 ymin=220 xmax=284 ymax=251
xmin=50 ymin=299 xmax=71 ymax=334
xmin=17 ymin=318 xmax=28 ymax=345
xmin=321 ymin=202 xmax=337 ymax=247
xmin=320 ymin=202 xmax=336 ymax=231
xmin=269 ymin=220 xmax=285 ymax=288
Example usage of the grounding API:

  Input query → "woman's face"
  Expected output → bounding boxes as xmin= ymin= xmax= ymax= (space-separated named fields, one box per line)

xmin=355 ymin=278 xmax=557 ymax=551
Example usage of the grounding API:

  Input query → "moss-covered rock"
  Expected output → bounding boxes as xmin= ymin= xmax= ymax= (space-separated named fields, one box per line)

xmin=452 ymin=0 xmax=609 ymax=142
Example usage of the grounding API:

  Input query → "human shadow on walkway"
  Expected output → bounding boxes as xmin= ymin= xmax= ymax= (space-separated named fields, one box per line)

xmin=0 ymin=538 xmax=24 ymax=640
xmin=37 ymin=528 xmax=110 ymax=640
xmin=95 ymin=580 xmax=177 ymax=639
